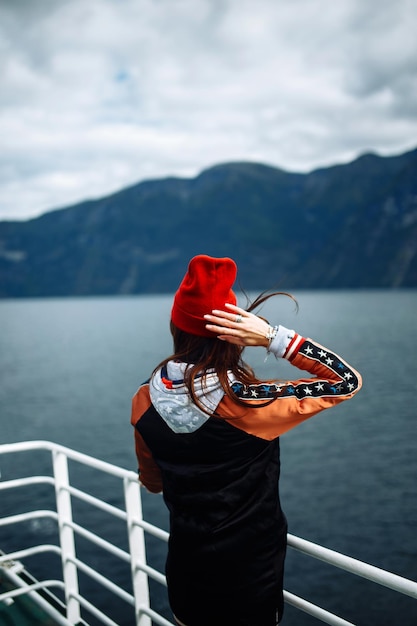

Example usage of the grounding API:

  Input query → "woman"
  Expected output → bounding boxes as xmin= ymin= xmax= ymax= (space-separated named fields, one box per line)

xmin=131 ymin=254 xmax=362 ymax=626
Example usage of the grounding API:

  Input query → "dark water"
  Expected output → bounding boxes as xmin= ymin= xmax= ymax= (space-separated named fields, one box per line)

xmin=1 ymin=291 xmax=416 ymax=625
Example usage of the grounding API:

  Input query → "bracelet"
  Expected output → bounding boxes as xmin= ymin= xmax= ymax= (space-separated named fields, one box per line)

xmin=266 ymin=325 xmax=279 ymax=347
xmin=264 ymin=325 xmax=279 ymax=361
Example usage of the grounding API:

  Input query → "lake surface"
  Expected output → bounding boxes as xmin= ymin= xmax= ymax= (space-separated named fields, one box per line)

xmin=1 ymin=291 xmax=417 ymax=625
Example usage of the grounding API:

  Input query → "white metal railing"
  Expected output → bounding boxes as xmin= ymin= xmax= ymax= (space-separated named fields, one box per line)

xmin=0 ymin=440 xmax=416 ymax=626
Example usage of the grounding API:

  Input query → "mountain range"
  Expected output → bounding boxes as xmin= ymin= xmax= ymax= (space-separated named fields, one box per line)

xmin=1 ymin=146 xmax=416 ymax=298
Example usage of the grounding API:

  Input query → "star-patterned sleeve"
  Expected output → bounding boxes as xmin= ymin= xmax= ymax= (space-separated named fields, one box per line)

xmin=219 ymin=333 xmax=362 ymax=441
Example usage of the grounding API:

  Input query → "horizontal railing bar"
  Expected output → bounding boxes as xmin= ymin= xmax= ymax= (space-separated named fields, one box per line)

xmin=0 ymin=440 xmax=138 ymax=482
xmin=65 ymin=484 xmax=127 ymax=521
xmin=287 ymin=533 xmax=417 ymax=600
xmin=68 ymin=520 xmax=131 ymax=563
xmin=139 ymin=604 xmax=176 ymax=626
xmin=0 ymin=579 xmax=66 ymax=603
xmin=0 ymin=549 xmax=134 ymax=608
xmin=132 ymin=559 xmax=168 ymax=586
xmin=0 ymin=476 xmax=55 ymax=491
xmin=0 ymin=510 xmax=58 ymax=528
xmin=0 ymin=544 xmax=62 ymax=565
xmin=68 ymin=556 xmax=135 ymax=606
xmin=71 ymin=591 xmax=122 ymax=626
xmin=133 ymin=518 xmax=170 ymax=542
xmin=284 ymin=590 xmax=355 ymax=626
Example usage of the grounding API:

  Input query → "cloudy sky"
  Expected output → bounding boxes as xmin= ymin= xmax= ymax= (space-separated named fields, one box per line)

xmin=1 ymin=0 xmax=417 ymax=220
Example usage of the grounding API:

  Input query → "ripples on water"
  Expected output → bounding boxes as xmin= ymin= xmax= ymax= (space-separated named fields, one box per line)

xmin=1 ymin=291 xmax=416 ymax=625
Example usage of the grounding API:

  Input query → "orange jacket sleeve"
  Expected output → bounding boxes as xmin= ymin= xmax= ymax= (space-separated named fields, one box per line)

xmin=218 ymin=334 xmax=362 ymax=440
xmin=131 ymin=386 xmax=163 ymax=493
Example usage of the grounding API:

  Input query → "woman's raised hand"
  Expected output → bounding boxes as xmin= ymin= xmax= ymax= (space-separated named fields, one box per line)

xmin=204 ymin=303 xmax=271 ymax=347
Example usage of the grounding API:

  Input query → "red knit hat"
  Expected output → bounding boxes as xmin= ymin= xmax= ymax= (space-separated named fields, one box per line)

xmin=171 ymin=255 xmax=237 ymax=337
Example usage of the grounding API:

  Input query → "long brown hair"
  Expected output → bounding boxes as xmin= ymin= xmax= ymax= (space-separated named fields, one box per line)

xmin=153 ymin=290 xmax=298 ymax=414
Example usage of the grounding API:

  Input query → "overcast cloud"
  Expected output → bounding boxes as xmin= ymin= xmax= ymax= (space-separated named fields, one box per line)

xmin=1 ymin=0 xmax=416 ymax=220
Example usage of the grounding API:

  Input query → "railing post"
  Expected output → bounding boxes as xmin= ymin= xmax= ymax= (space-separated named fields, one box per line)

xmin=52 ymin=448 xmax=81 ymax=624
xmin=124 ymin=477 xmax=152 ymax=626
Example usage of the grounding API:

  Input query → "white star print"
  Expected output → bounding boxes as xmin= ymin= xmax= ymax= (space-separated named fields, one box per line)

xmin=315 ymin=382 xmax=325 ymax=391
xmin=250 ymin=389 xmax=259 ymax=398
xmin=303 ymin=387 xmax=313 ymax=395
xmin=326 ymin=357 xmax=334 ymax=365
xmin=318 ymin=350 xmax=327 ymax=358
xmin=304 ymin=345 xmax=314 ymax=355
xmin=344 ymin=372 xmax=353 ymax=380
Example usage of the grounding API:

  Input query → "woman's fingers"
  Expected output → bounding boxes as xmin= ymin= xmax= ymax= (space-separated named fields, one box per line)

xmin=206 ymin=303 xmax=247 ymax=324
xmin=204 ymin=306 xmax=248 ymax=332
xmin=204 ymin=303 xmax=271 ymax=347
